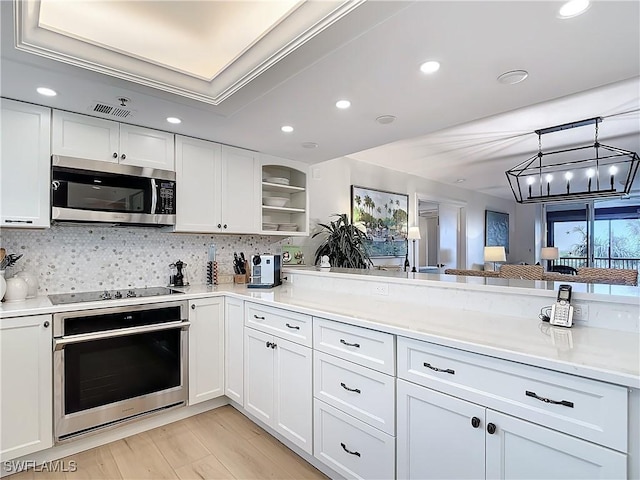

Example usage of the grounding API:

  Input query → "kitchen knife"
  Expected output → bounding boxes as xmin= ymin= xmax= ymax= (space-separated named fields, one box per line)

xmin=239 ymin=252 xmax=246 ymax=274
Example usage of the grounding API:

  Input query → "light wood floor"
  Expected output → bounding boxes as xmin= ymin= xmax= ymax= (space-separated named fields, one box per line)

xmin=9 ymin=406 xmax=328 ymax=480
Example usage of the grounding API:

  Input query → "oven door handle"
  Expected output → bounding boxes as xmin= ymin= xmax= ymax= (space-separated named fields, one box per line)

xmin=53 ymin=321 xmax=190 ymax=351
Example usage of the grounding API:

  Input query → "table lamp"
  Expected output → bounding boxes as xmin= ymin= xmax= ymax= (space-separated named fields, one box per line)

xmin=484 ymin=246 xmax=506 ymax=271
xmin=408 ymin=227 xmax=421 ymax=273
xmin=541 ymin=246 xmax=559 ymax=271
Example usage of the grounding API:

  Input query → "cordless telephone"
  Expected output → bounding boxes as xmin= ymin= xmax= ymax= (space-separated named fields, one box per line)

xmin=550 ymin=284 xmax=574 ymax=327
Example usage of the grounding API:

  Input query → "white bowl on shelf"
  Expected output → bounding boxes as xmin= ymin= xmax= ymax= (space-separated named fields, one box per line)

xmin=264 ymin=176 xmax=290 ymax=186
xmin=263 ymin=196 xmax=289 ymax=207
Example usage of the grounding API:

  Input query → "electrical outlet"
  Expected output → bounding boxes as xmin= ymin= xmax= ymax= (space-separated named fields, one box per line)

xmin=371 ymin=282 xmax=389 ymax=296
xmin=572 ymin=303 xmax=589 ymax=322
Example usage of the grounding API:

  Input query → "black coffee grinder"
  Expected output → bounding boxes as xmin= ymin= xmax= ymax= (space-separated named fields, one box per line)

xmin=169 ymin=260 xmax=187 ymax=286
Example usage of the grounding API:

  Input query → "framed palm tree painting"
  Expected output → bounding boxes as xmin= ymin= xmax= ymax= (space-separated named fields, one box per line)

xmin=351 ymin=185 xmax=408 ymax=257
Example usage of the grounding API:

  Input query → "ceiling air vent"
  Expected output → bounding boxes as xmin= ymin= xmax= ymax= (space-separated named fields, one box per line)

xmin=89 ymin=102 xmax=135 ymax=119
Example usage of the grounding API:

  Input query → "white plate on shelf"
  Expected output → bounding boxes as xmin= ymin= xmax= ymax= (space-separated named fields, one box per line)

xmin=278 ymin=224 xmax=298 ymax=231
xmin=263 ymin=223 xmax=279 ymax=230
xmin=264 ymin=177 xmax=290 ymax=185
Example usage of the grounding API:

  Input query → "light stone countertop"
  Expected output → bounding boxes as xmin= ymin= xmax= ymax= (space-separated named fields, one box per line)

xmin=1 ymin=281 xmax=638 ymax=388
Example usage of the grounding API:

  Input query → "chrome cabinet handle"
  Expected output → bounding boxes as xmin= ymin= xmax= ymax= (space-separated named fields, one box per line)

xmin=423 ymin=362 xmax=455 ymax=375
xmin=4 ymin=219 xmax=33 ymax=224
xmin=526 ymin=390 xmax=574 ymax=408
xmin=340 ymin=442 xmax=361 ymax=457
xmin=340 ymin=382 xmax=361 ymax=394
xmin=254 ymin=315 xmax=265 ymax=320
xmin=285 ymin=323 xmax=300 ymax=330
xmin=340 ymin=339 xmax=360 ymax=348
xmin=43 ymin=321 xmax=50 ymax=328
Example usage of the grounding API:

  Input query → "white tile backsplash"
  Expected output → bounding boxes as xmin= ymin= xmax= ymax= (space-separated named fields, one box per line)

xmin=0 ymin=225 xmax=286 ymax=294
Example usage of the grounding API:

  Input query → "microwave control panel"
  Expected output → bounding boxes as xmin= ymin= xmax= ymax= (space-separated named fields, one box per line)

xmin=158 ymin=181 xmax=176 ymax=214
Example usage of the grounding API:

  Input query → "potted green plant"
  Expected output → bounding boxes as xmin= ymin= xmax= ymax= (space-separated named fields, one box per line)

xmin=313 ymin=213 xmax=373 ymax=268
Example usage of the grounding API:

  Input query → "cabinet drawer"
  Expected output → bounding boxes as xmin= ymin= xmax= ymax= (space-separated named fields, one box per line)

xmin=245 ymin=303 xmax=311 ymax=347
xmin=313 ymin=317 xmax=395 ymax=375
xmin=398 ymin=337 xmax=628 ymax=452
xmin=314 ymin=400 xmax=395 ymax=480
xmin=314 ymin=351 xmax=395 ymax=435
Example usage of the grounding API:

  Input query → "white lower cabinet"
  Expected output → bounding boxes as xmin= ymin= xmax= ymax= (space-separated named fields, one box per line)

xmin=244 ymin=326 xmax=312 ymax=454
xmin=0 ymin=315 xmax=53 ymax=461
xmin=224 ymin=297 xmax=244 ymax=404
xmin=314 ymin=400 xmax=395 ymax=480
xmin=397 ymin=379 xmax=627 ymax=480
xmin=188 ymin=298 xmax=224 ymax=405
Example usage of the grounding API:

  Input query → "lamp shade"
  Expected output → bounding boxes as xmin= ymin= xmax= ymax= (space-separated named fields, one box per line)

xmin=484 ymin=246 xmax=506 ymax=263
xmin=408 ymin=226 xmax=421 ymax=240
xmin=541 ymin=247 xmax=559 ymax=260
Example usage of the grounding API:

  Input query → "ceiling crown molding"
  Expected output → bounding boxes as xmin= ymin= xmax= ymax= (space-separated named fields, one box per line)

xmin=14 ymin=0 xmax=364 ymax=106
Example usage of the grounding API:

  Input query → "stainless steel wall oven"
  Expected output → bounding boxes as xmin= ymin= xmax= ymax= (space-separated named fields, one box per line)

xmin=53 ymin=301 xmax=189 ymax=441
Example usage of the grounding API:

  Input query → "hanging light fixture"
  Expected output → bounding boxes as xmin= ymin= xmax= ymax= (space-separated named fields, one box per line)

xmin=505 ymin=117 xmax=639 ymax=204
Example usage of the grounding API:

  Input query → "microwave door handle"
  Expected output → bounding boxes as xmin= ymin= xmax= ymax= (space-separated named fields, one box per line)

xmin=53 ymin=321 xmax=190 ymax=351
xmin=151 ymin=179 xmax=158 ymax=214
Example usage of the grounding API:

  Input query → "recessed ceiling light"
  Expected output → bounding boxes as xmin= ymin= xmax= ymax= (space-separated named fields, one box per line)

xmin=36 ymin=87 xmax=57 ymax=97
xmin=281 ymin=125 xmax=294 ymax=133
xmin=455 ymin=178 xmax=466 ymax=184
xmin=419 ymin=61 xmax=440 ymax=74
xmin=335 ymin=100 xmax=351 ymax=109
xmin=558 ymin=0 xmax=590 ymax=19
xmin=166 ymin=117 xmax=181 ymax=124
xmin=302 ymin=142 xmax=318 ymax=149
xmin=497 ymin=70 xmax=529 ymax=85
xmin=376 ymin=115 xmax=396 ymax=125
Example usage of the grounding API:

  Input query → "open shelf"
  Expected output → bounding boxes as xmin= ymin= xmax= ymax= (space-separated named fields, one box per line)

xmin=261 ymin=162 xmax=308 ymax=235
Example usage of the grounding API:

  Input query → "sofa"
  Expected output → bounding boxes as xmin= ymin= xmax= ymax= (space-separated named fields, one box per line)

xmin=444 ymin=265 xmax=638 ymax=286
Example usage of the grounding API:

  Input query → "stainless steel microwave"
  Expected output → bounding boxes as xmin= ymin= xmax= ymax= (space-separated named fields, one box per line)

xmin=51 ymin=156 xmax=176 ymax=226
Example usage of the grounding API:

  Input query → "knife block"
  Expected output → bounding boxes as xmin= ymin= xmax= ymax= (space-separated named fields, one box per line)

xmin=234 ymin=261 xmax=250 ymax=284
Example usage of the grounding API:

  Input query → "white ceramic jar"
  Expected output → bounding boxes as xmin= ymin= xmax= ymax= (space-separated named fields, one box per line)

xmin=16 ymin=271 xmax=39 ymax=298
xmin=4 ymin=276 xmax=28 ymax=302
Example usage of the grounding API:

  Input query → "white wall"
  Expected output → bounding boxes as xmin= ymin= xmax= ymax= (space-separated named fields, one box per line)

xmin=302 ymin=156 xmax=517 ymax=268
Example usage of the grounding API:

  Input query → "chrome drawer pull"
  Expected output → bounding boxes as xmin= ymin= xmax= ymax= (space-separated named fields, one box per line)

xmin=525 ymin=390 xmax=574 ymax=408
xmin=340 ymin=382 xmax=361 ymax=394
xmin=340 ymin=442 xmax=361 ymax=457
xmin=253 ymin=315 xmax=265 ymax=320
xmin=285 ymin=323 xmax=300 ymax=330
xmin=340 ymin=339 xmax=360 ymax=348
xmin=423 ymin=362 xmax=455 ymax=375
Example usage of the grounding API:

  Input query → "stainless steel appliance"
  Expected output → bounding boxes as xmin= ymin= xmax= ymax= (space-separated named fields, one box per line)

xmin=51 ymin=155 xmax=176 ymax=226
xmin=248 ymin=254 xmax=281 ymax=288
xmin=52 ymin=299 xmax=189 ymax=441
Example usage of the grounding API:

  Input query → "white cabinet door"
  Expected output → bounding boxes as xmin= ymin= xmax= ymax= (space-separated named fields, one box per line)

xmin=220 ymin=145 xmax=261 ymax=233
xmin=119 ymin=124 xmax=175 ymax=170
xmin=274 ymin=337 xmax=312 ymax=454
xmin=397 ymin=379 xmax=485 ymax=480
xmin=52 ymin=110 xmax=119 ymax=163
xmin=486 ymin=410 xmax=627 ymax=480
xmin=0 ymin=315 xmax=53 ymax=461
xmin=175 ymin=135 xmax=222 ymax=232
xmin=188 ymin=298 xmax=224 ymax=405
xmin=224 ymin=297 xmax=244 ymax=404
xmin=244 ymin=327 xmax=274 ymax=425
xmin=1 ymin=99 xmax=51 ymax=228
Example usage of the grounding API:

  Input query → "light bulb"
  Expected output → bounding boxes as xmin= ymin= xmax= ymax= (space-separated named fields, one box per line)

xmin=609 ymin=165 xmax=618 ymax=175
xmin=564 ymin=172 xmax=573 ymax=181
xmin=586 ymin=168 xmax=595 ymax=178
xmin=526 ymin=177 xmax=536 ymax=185
xmin=545 ymin=174 xmax=553 ymax=183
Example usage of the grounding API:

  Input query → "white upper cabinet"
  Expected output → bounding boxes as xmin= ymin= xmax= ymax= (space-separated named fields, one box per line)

xmin=0 ymin=99 xmax=51 ymax=228
xmin=174 ymin=136 xmax=260 ymax=234
xmin=260 ymin=154 xmax=308 ymax=236
xmin=175 ymin=135 xmax=222 ymax=232
xmin=119 ymin=124 xmax=174 ymax=170
xmin=221 ymin=145 xmax=261 ymax=234
xmin=52 ymin=110 xmax=174 ymax=171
